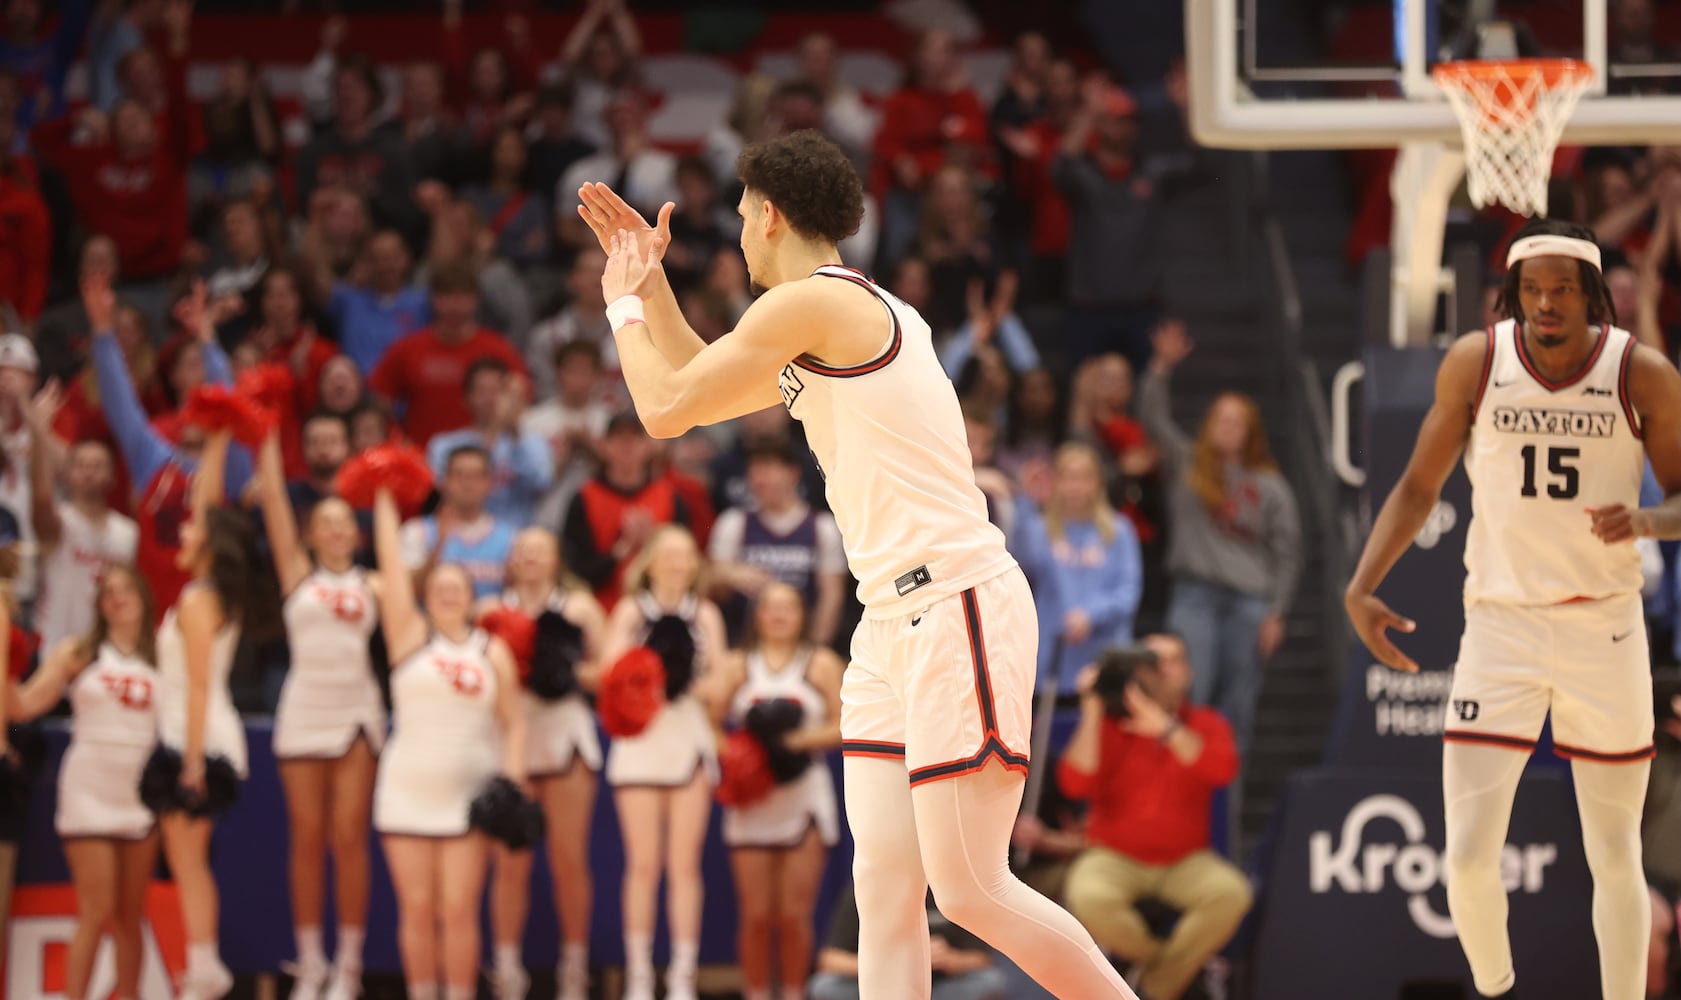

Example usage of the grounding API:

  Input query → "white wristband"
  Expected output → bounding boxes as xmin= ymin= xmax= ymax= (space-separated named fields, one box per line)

xmin=606 ymin=294 xmax=646 ymax=331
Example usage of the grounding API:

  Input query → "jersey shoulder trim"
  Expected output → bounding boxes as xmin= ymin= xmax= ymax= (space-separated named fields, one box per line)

xmin=1513 ymin=323 xmax=1611 ymax=391
xmin=1471 ymin=325 xmax=1496 ymax=418
xmin=792 ymin=269 xmax=903 ymax=378
xmin=1616 ymin=331 xmax=1643 ymax=440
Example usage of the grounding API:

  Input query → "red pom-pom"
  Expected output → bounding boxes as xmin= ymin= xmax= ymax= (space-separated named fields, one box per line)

xmin=715 ymin=731 xmax=776 ymax=807
xmin=333 ymin=445 xmax=435 ymax=514
xmin=235 ymin=363 xmax=297 ymax=416
xmin=6 ymin=625 xmax=37 ymax=680
xmin=181 ymin=386 xmax=275 ymax=447
xmin=598 ymin=647 xmax=666 ymax=738
xmin=479 ymin=608 xmax=536 ymax=684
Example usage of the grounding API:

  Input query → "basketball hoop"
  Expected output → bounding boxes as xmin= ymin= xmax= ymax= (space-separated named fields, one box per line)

xmin=1433 ymin=59 xmax=1594 ymax=217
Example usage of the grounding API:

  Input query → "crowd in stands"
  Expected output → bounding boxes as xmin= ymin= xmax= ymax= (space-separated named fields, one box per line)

xmin=39 ymin=0 xmax=1668 ymax=998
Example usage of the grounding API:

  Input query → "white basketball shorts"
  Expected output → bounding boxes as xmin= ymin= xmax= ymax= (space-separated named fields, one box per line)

xmin=840 ymin=567 xmax=1035 ymax=786
xmin=1445 ymin=592 xmax=1655 ymax=764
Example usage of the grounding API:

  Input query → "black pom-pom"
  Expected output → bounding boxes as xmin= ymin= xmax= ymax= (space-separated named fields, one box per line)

xmin=744 ymin=698 xmax=805 ymax=744
xmin=644 ymin=615 xmax=696 ymax=701
xmin=469 ymin=776 xmax=545 ymax=849
xmin=765 ymin=744 xmax=813 ymax=785
xmin=139 ymin=747 xmax=242 ymax=818
xmin=529 ymin=610 xmax=585 ymax=701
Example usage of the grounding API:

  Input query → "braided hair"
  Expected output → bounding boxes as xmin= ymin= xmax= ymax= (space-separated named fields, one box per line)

xmin=1495 ymin=218 xmax=1617 ymax=329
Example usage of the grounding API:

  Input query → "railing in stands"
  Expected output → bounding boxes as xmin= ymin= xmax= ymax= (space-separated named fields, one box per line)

xmin=1242 ymin=150 xmax=1355 ymax=691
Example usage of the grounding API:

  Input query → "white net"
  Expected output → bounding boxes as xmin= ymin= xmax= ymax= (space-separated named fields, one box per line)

xmin=1434 ymin=60 xmax=1594 ymax=217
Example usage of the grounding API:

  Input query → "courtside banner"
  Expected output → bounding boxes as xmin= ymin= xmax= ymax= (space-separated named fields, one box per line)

xmin=1249 ymin=769 xmax=1595 ymax=1000
xmin=5 ymin=884 xmax=185 ymax=999
xmin=1327 ymin=346 xmax=1472 ymax=769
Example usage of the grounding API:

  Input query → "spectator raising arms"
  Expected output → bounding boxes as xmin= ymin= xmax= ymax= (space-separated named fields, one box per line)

xmin=1138 ymin=320 xmax=1300 ymax=755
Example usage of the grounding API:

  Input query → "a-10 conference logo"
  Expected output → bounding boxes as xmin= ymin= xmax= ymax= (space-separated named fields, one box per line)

xmin=1308 ymin=794 xmax=1557 ymax=938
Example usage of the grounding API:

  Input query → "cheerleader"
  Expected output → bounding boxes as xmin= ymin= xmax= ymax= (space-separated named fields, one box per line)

xmin=480 ymin=527 xmax=606 ymax=1000
xmin=155 ymin=428 xmax=273 ymax=1000
xmin=714 ymin=582 xmax=842 ymax=1000
xmin=255 ymin=430 xmax=382 ymax=1000
xmin=601 ymin=525 xmax=727 ymax=1000
xmin=5 ymin=565 xmax=158 ymax=1000
xmin=370 ymin=484 xmax=526 ymax=1000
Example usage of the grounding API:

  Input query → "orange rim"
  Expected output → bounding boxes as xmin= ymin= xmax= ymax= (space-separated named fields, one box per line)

xmin=1432 ymin=58 xmax=1594 ymax=109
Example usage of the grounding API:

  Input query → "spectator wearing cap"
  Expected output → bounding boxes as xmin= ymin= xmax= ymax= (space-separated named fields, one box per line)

xmin=707 ymin=436 xmax=847 ymax=648
xmin=560 ymin=411 xmax=692 ymax=610
xmin=1053 ymin=78 xmax=1172 ymax=374
xmin=870 ymin=28 xmax=993 ymax=271
xmin=369 ymin=264 xmax=527 ymax=447
xmin=426 ymin=357 xmax=552 ymax=527
xmin=0 ymin=331 xmax=38 ymax=603
xmin=556 ymin=88 xmax=678 ymax=251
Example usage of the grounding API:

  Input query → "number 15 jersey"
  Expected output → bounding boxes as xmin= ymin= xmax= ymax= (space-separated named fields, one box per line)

xmin=1463 ymin=319 xmax=1645 ymax=607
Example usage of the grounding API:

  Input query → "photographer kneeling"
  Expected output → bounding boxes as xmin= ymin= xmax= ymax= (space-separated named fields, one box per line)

xmin=1059 ymin=634 xmax=1252 ymax=1000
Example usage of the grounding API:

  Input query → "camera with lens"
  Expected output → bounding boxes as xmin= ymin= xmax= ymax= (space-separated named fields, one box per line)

xmin=1091 ymin=644 xmax=1158 ymax=719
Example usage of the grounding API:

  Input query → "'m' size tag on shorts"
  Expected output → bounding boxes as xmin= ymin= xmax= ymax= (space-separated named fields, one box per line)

xmin=895 ymin=565 xmax=932 ymax=596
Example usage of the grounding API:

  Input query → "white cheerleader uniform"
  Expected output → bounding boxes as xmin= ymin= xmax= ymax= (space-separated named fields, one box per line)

xmin=722 ymin=647 xmax=839 ymax=849
xmin=604 ymin=594 xmax=718 ymax=788
xmin=273 ymin=568 xmax=385 ymax=759
xmin=156 ymin=594 xmax=247 ymax=778
xmin=373 ymin=630 xmax=502 ymax=837
xmin=500 ymin=590 xmax=602 ymax=777
xmin=56 ymin=643 xmax=159 ymax=839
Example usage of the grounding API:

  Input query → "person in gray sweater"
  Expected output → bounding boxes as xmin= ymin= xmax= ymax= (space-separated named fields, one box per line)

xmin=1137 ymin=319 xmax=1301 ymax=756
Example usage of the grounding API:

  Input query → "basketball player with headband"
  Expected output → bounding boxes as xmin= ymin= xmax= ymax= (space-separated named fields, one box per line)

xmin=1347 ymin=219 xmax=1681 ymax=1000
xmin=577 ymin=130 xmax=1134 ymax=999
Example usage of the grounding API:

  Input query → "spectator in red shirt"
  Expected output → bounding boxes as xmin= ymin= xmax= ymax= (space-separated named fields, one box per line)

xmin=1058 ymin=635 xmax=1251 ymax=1000
xmin=232 ymin=266 xmax=340 ymax=479
xmin=0 ymin=77 xmax=48 ymax=326
xmin=871 ymin=28 xmax=992 ymax=270
xmin=33 ymin=98 xmax=188 ymax=280
xmin=369 ymin=264 xmax=526 ymax=447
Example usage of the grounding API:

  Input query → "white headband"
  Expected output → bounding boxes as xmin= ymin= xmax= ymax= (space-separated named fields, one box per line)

xmin=1506 ymin=234 xmax=1603 ymax=272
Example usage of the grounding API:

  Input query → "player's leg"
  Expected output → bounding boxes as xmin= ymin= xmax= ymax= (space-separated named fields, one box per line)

xmin=908 ymin=572 xmax=1135 ymax=998
xmin=914 ymin=764 xmax=1137 ymax=998
xmin=1441 ymin=602 xmax=1552 ymax=997
xmin=841 ymin=619 xmax=933 ymax=998
xmin=1552 ymin=596 xmax=1656 ymax=1000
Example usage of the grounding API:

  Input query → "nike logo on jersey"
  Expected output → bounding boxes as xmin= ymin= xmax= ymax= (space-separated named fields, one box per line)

xmin=1490 ymin=407 xmax=1616 ymax=438
xmin=1613 ymin=630 xmax=1635 ymax=643
xmin=911 ymin=616 xmax=923 ymax=626
xmin=1581 ymin=386 xmax=1614 ymax=397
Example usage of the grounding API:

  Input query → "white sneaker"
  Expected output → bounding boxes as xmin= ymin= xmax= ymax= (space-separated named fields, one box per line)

xmin=322 ymin=963 xmax=363 ymax=1000
xmin=178 ymin=962 xmax=235 ymax=1000
xmin=281 ymin=959 xmax=330 ymax=1000
xmin=664 ymin=968 xmax=698 ymax=1000
xmin=622 ymin=967 xmax=655 ymax=1000
xmin=556 ymin=960 xmax=589 ymax=1000
xmin=495 ymin=964 xmax=530 ymax=1000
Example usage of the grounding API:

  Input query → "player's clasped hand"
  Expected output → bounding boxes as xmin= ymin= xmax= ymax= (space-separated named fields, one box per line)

xmin=1344 ymin=590 xmax=1419 ymax=672
xmin=602 ymin=228 xmax=661 ymax=303
xmin=1586 ymin=504 xmax=1649 ymax=544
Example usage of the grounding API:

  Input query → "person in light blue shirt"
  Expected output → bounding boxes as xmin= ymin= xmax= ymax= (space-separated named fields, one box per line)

xmin=323 ymin=228 xmax=431 ymax=374
xmin=1038 ymin=441 xmax=1142 ymax=695
xmin=425 ymin=357 xmax=552 ymax=527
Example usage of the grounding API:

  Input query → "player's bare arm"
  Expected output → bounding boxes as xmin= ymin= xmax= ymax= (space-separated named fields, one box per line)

xmin=577 ymin=182 xmax=709 ymax=369
xmin=1591 ymin=342 xmax=1681 ymax=541
xmin=1345 ymin=331 xmax=1489 ymax=672
xmin=602 ymin=230 xmax=887 ymax=438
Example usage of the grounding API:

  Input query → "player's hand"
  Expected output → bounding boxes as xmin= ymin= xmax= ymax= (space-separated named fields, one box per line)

xmin=578 ymin=182 xmax=672 ymax=263
xmin=1344 ymin=590 xmax=1419 ymax=672
xmin=1588 ymin=504 xmax=1649 ymax=544
xmin=603 ymin=227 xmax=662 ymax=303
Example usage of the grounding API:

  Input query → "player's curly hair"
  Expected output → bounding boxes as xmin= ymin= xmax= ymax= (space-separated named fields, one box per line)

xmin=737 ymin=130 xmax=865 ymax=244
xmin=1496 ymin=218 xmax=1617 ymax=328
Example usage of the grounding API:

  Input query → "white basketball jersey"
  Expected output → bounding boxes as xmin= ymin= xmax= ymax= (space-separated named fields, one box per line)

xmin=775 ymin=265 xmax=1014 ymax=618
xmin=1463 ymin=321 xmax=1645 ymax=606
xmin=36 ymin=504 xmax=139 ymax=652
